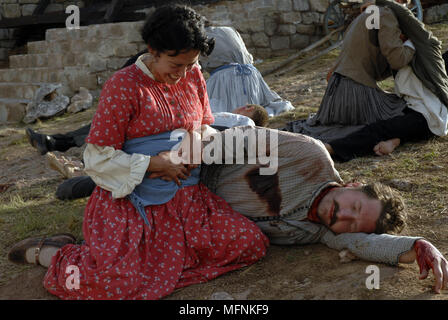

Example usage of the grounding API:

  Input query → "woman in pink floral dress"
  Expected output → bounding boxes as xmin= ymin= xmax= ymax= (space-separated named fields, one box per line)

xmin=8 ymin=5 xmax=268 ymax=300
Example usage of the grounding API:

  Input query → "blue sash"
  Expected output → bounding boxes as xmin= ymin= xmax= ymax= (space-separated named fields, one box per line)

xmin=123 ymin=130 xmax=201 ymax=226
xmin=209 ymin=63 xmax=255 ymax=95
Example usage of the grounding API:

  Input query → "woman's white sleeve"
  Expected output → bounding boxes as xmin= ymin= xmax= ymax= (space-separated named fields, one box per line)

xmin=83 ymin=143 xmax=151 ymax=199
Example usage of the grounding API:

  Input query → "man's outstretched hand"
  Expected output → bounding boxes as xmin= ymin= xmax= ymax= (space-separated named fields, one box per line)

xmin=414 ymin=239 xmax=448 ymax=293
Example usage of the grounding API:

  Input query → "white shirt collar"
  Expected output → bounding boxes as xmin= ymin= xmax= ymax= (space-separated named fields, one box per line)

xmin=135 ymin=53 xmax=155 ymax=80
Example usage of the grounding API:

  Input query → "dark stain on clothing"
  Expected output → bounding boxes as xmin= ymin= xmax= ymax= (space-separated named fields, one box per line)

xmin=245 ymin=167 xmax=281 ymax=216
xmin=295 ymin=156 xmax=325 ymax=183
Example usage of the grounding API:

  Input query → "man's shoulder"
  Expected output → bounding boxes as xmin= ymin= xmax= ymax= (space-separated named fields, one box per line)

xmin=379 ymin=6 xmax=398 ymax=22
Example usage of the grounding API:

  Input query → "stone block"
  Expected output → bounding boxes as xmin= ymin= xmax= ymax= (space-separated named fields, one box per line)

xmin=0 ymin=29 xmax=12 ymax=40
xmin=64 ymin=68 xmax=98 ymax=91
xmin=224 ymin=1 xmax=243 ymax=14
xmin=107 ymin=57 xmax=128 ymax=70
xmin=276 ymin=0 xmax=292 ymax=12
xmin=114 ymin=43 xmax=138 ymax=58
xmin=233 ymin=20 xmax=250 ymax=34
xmin=251 ymin=32 xmax=270 ymax=48
xmin=270 ymin=36 xmax=290 ymax=50
xmin=46 ymin=27 xmax=88 ymax=41
xmin=246 ymin=18 xmax=265 ymax=33
xmin=296 ymin=24 xmax=316 ymax=35
xmin=87 ymin=57 xmax=107 ymax=72
xmin=137 ymin=43 xmax=148 ymax=52
xmin=262 ymin=0 xmax=275 ymax=7
xmin=264 ymin=16 xmax=277 ymax=37
xmin=0 ymin=83 xmax=39 ymax=100
xmin=0 ymin=101 xmax=26 ymax=124
xmin=290 ymin=33 xmax=310 ymax=49
xmin=279 ymin=12 xmax=302 ymax=24
xmin=309 ymin=0 xmax=330 ymax=13
xmin=424 ymin=4 xmax=448 ymax=24
xmin=51 ymin=40 xmax=71 ymax=53
xmin=44 ymin=4 xmax=64 ymax=13
xmin=210 ymin=11 xmax=231 ymax=22
xmin=27 ymin=41 xmax=47 ymax=54
xmin=96 ymin=41 xmax=119 ymax=57
xmin=255 ymin=48 xmax=272 ymax=59
xmin=0 ymin=39 xmax=15 ymax=48
xmin=3 ymin=4 xmax=21 ymax=18
xmin=293 ymin=0 xmax=310 ymax=11
xmin=0 ymin=48 xmax=9 ymax=61
xmin=302 ymin=12 xmax=322 ymax=25
xmin=277 ymin=24 xmax=297 ymax=35
xmin=240 ymin=33 xmax=253 ymax=48
xmin=21 ymin=4 xmax=37 ymax=16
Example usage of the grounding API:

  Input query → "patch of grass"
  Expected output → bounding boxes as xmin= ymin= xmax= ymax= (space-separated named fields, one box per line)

xmin=0 ymin=180 xmax=86 ymax=245
xmin=378 ymin=78 xmax=395 ymax=92
xmin=8 ymin=136 xmax=28 ymax=147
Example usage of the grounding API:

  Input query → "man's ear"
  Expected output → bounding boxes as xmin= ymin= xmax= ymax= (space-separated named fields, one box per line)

xmin=345 ymin=182 xmax=364 ymax=188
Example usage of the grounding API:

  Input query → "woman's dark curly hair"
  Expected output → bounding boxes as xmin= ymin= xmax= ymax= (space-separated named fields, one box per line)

xmin=141 ymin=4 xmax=215 ymax=57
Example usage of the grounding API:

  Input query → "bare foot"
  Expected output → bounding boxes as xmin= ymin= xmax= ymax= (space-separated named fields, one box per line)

xmin=373 ymin=138 xmax=401 ymax=156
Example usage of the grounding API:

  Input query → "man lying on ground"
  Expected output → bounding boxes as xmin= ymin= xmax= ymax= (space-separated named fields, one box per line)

xmin=92 ymin=125 xmax=447 ymax=293
xmin=15 ymin=125 xmax=448 ymax=293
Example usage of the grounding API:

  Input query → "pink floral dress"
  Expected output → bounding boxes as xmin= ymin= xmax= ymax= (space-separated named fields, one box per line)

xmin=43 ymin=64 xmax=269 ymax=300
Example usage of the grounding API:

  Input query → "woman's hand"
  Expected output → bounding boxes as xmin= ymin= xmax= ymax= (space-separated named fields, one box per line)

xmin=147 ymin=151 xmax=190 ymax=186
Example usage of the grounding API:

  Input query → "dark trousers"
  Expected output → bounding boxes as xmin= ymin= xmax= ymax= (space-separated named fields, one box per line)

xmin=328 ymin=108 xmax=434 ymax=162
xmin=49 ymin=124 xmax=91 ymax=152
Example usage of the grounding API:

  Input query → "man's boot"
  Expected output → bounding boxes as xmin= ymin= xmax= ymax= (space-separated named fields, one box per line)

xmin=25 ymin=128 xmax=51 ymax=155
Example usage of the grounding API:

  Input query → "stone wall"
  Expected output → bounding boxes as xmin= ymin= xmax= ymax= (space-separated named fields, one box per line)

xmin=0 ymin=0 xmax=85 ymax=18
xmin=0 ymin=0 xmax=85 ymax=60
xmin=424 ymin=3 xmax=448 ymax=24
xmin=0 ymin=0 xmax=331 ymax=61
xmin=195 ymin=0 xmax=330 ymax=58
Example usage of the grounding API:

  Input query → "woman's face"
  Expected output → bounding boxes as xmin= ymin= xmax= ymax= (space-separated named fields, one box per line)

xmin=148 ymin=48 xmax=200 ymax=85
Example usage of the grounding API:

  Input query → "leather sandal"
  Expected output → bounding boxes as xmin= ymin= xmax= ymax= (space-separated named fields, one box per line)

xmin=8 ymin=233 xmax=76 ymax=266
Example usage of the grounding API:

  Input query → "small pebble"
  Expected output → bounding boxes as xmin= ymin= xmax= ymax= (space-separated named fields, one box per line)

xmin=210 ymin=291 xmax=234 ymax=300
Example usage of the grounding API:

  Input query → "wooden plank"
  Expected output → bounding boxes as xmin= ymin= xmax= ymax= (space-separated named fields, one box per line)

xmin=104 ymin=0 xmax=125 ymax=23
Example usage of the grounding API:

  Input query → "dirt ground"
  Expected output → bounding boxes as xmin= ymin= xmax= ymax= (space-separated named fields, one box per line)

xmin=0 ymin=23 xmax=448 ymax=300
